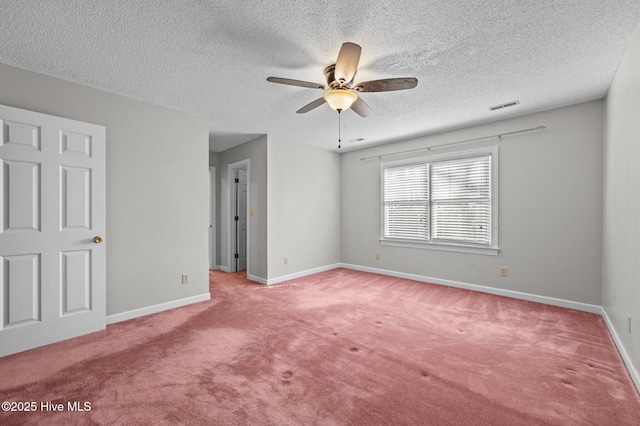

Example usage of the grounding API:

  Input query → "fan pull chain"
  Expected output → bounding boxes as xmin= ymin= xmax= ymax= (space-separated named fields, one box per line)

xmin=338 ymin=110 xmax=342 ymax=149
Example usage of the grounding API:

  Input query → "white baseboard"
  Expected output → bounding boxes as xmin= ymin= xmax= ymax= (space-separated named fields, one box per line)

xmin=106 ymin=293 xmax=211 ymax=325
xmin=219 ymin=264 xmax=343 ymax=285
xmin=601 ymin=308 xmax=640 ymax=393
xmin=340 ymin=263 xmax=602 ymax=314
xmin=266 ymin=263 xmax=342 ymax=285
xmin=248 ymin=273 xmax=267 ymax=285
xmin=260 ymin=262 xmax=599 ymax=313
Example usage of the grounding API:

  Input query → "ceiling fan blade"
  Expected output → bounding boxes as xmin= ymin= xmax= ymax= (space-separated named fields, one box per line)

xmin=334 ymin=42 xmax=361 ymax=85
xmin=267 ymin=77 xmax=325 ymax=89
xmin=350 ymin=97 xmax=373 ymax=117
xmin=296 ymin=97 xmax=327 ymax=114
xmin=355 ymin=77 xmax=418 ymax=92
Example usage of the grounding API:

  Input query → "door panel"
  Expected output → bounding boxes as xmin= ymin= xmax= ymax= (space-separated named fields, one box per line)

xmin=60 ymin=130 xmax=92 ymax=157
xmin=0 ymin=104 xmax=105 ymax=357
xmin=3 ymin=160 xmax=41 ymax=232
xmin=60 ymin=250 xmax=91 ymax=314
xmin=238 ymin=169 xmax=247 ymax=271
xmin=1 ymin=120 xmax=40 ymax=150
xmin=3 ymin=254 xmax=40 ymax=327
xmin=60 ymin=166 xmax=91 ymax=230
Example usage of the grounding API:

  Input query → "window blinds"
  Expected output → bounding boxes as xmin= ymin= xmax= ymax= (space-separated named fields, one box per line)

xmin=383 ymin=163 xmax=429 ymax=240
xmin=382 ymin=154 xmax=492 ymax=246
xmin=431 ymin=155 xmax=491 ymax=245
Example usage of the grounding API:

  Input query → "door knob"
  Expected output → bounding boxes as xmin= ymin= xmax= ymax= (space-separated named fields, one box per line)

xmin=93 ymin=236 xmax=103 ymax=244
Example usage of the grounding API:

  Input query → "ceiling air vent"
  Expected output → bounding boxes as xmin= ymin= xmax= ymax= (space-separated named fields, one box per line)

xmin=489 ymin=100 xmax=520 ymax=111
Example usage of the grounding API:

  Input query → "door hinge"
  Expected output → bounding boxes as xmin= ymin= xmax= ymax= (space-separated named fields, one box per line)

xmin=235 ymin=178 xmax=239 ymax=183
xmin=234 ymin=253 xmax=239 ymax=259
xmin=234 ymin=215 xmax=239 ymax=221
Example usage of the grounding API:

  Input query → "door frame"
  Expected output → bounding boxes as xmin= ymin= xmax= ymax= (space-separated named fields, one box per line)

xmin=209 ymin=166 xmax=216 ymax=270
xmin=227 ymin=159 xmax=250 ymax=274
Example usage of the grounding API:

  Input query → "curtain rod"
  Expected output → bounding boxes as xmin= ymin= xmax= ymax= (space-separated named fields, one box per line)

xmin=359 ymin=125 xmax=546 ymax=161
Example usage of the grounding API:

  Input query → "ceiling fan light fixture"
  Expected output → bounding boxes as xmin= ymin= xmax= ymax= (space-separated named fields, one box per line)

xmin=267 ymin=42 xmax=418 ymax=117
xmin=323 ymin=89 xmax=357 ymax=112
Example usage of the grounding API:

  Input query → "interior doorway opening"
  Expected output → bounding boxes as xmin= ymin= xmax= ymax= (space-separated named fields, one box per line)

xmin=209 ymin=166 xmax=216 ymax=270
xmin=228 ymin=160 xmax=250 ymax=274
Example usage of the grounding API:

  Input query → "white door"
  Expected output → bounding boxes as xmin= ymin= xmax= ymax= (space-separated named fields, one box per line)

xmin=237 ymin=169 xmax=247 ymax=271
xmin=0 ymin=104 xmax=106 ymax=357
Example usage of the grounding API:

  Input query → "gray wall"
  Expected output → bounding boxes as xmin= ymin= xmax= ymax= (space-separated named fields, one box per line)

xmin=341 ymin=100 xmax=603 ymax=305
xmin=219 ymin=136 xmax=268 ymax=280
xmin=0 ymin=63 xmax=210 ymax=316
xmin=214 ymin=135 xmax=341 ymax=282
xmin=603 ymin=19 xmax=640 ymax=373
xmin=267 ymin=136 xmax=341 ymax=279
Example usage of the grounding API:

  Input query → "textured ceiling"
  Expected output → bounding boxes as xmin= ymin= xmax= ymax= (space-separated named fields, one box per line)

xmin=1 ymin=1 xmax=639 ymax=152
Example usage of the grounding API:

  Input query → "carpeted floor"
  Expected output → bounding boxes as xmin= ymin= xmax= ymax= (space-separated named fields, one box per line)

xmin=1 ymin=268 xmax=639 ymax=425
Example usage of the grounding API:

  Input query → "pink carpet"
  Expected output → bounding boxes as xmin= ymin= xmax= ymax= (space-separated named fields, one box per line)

xmin=1 ymin=268 xmax=639 ymax=425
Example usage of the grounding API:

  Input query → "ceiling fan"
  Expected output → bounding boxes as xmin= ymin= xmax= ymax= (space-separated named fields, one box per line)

xmin=267 ymin=42 xmax=418 ymax=117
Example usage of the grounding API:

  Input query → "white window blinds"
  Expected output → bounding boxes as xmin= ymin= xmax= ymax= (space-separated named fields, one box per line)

xmin=381 ymin=148 xmax=496 ymax=251
xmin=431 ymin=155 xmax=491 ymax=245
xmin=383 ymin=163 xmax=429 ymax=240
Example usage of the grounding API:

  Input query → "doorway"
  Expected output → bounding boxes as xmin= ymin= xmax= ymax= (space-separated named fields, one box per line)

xmin=228 ymin=160 xmax=249 ymax=273
xmin=208 ymin=166 xmax=216 ymax=270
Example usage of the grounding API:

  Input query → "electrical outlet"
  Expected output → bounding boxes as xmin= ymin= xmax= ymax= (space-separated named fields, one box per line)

xmin=284 ymin=257 xmax=288 ymax=265
xmin=375 ymin=253 xmax=380 ymax=260
xmin=181 ymin=274 xmax=189 ymax=284
xmin=628 ymin=315 xmax=632 ymax=334
xmin=499 ymin=267 xmax=507 ymax=277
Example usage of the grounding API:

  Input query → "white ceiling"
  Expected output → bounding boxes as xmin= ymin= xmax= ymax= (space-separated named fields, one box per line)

xmin=1 ymin=1 xmax=639 ymax=152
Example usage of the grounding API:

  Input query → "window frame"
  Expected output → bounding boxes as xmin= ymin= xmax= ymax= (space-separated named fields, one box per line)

xmin=380 ymin=146 xmax=499 ymax=256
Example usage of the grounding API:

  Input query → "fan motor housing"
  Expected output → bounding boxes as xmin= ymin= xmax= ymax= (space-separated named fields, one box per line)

xmin=324 ymin=64 xmax=353 ymax=89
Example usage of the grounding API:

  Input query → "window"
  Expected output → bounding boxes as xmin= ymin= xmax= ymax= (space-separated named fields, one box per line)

xmin=381 ymin=147 xmax=499 ymax=255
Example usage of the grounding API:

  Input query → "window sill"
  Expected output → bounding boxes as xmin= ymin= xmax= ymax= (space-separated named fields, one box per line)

xmin=379 ymin=238 xmax=500 ymax=256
